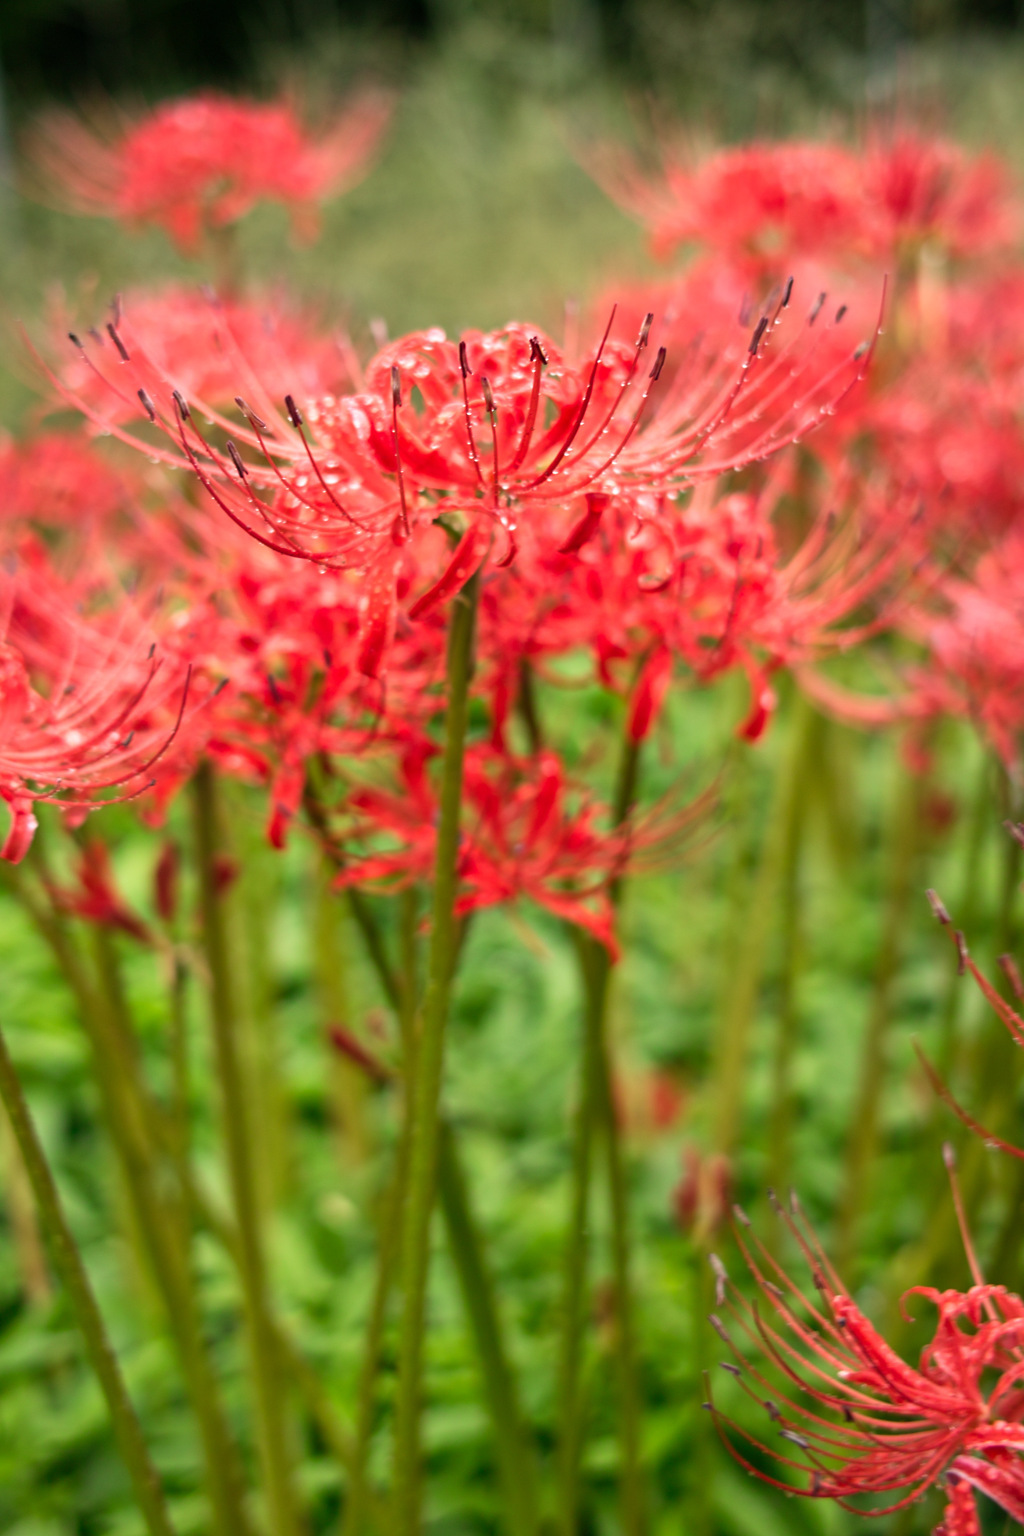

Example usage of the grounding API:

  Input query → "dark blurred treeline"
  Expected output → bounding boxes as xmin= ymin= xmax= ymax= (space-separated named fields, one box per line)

xmin=0 ymin=0 xmax=1021 ymax=112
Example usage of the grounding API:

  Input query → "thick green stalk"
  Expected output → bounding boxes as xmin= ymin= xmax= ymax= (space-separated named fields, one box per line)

xmin=837 ymin=758 xmax=923 ymax=1276
xmin=437 ymin=1123 xmax=539 ymax=1536
xmin=558 ymin=731 xmax=643 ymax=1536
xmin=392 ymin=571 xmax=480 ymax=1536
xmin=711 ymin=706 xmax=809 ymax=1161
xmin=590 ymin=945 xmax=643 ymax=1536
xmin=8 ymin=861 xmax=252 ymax=1536
xmin=0 ymin=1017 xmax=177 ymax=1536
xmin=555 ymin=957 xmax=601 ymax=1536
xmin=193 ymin=760 xmax=302 ymax=1536
xmin=765 ymin=696 xmax=817 ymax=1212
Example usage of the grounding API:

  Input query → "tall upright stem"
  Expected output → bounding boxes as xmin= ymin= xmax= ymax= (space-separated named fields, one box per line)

xmin=0 ymin=1018 xmax=177 ymax=1536
xmin=193 ymin=760 xmax=302 ymax=1536
xmin=837 ymin=756 xmax=923 ymax=1276
xmin=558 ymin=732 xmax=643 ymax=1536
xmin=391 ymin=571 xmax=480 ymax=1536
xmin=9 ymin=858 xmax=252 ymax=1536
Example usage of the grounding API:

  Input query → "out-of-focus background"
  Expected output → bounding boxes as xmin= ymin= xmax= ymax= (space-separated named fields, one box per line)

xmin=3 ymin=0 xmax=1024 ymax=422
xmin=3 ymin=7 xmax=1024 ymax=1535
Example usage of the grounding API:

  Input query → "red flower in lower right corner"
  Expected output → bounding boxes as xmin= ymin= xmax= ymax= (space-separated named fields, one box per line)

xmin=705 ymin=1194 xmax=1024 ymax=1536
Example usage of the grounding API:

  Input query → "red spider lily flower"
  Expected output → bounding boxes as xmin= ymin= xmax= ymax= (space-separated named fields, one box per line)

xmin=325 ymin=741 xmax=704 ymax=955
xmin=584 ymin=130 xmax=1015 ymax=271
xmin=28 ymin=90 xmax=392 ymax=253
xmin=918 ymin=888 xmax=1024 ymax=1164
xmin=46 ymin=837 xmax=153 ymax=943
xmin=0 ymin=430 xmax=141 ymax=537
xmin=674 ymin=1146 xmax=732 ymax=1238
xmin=485 ymin=460 xmax=920 ymax=750
xmin=50 ymin=275 xmax=878 ymax=677
xmin=55 ymin=285 xmax=358 ymax=425
xmin=704 ymin=1185 xmax=1024 ymax=1536
xmin=0 ymin=559 xmax=195 ymax=862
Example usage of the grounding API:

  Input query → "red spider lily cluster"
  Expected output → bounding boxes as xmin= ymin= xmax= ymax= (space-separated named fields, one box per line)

xmin=12 ymin=88 xmax=1024 ymax=1536
xmin=705 ymin=1188 xmax=1024 ymax=1536
xmin=28 ymin=90 xmax=392 ymax=252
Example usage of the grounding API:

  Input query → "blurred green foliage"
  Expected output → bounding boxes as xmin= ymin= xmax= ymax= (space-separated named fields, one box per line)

xmin=2 ymin=13 xmax=1024 ymax=1534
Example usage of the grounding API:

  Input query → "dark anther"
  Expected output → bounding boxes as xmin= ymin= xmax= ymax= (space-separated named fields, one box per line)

xmin=530 ymin=335 xmax=548 ymax=365
xmin=709 ymin=1313 xmax=731 ymax=1343
xmin=391 ymin=365 xmax=402 ymax=409
xmin=709 ymin=1253 xmax=728 ymax=1305
xmin=106 ymin=323 xmax=131 ymax=362
xmin=780 ymin=1430 xmax=809 ymax=1450
xmin=955 ymin=931 xmax=969 ymax=975
xmin=172 ymin=390 xmax=191 ymax=421
xmin=719 ymin=1361 xmax=742 ymax=1377
xmin=227 ymin=441 xmax=247 ymax=479
xmin=782 ymin=276 xmax=794 ymax=308
xmin=841 ymin=1405 xmax=854 ymax=1423
xmin=853 ymin=341 xmax=869 ymax=360
xmin=835 ymin=305 xmax=848 ymax=323
xmin=767 ymin=1187 xmax=782 ymax=1214
xmin=1004 ymin=820 xmax=1024 ymax=850
xmin=732 ymin=1204 xmax=751 ymax=1227
xmin=138 ymin=389 xmax=157 ymax=422
xmin=749 ymin=315 xmax=769 ymax=353
xmin=998 ymin=953 xmax=1024 ymax=1000
xmin=762 ymin=1280 xmax=783 ymax=1301
xmin=926 ymin=889 xmax=951 ymax=925
xmin=459 ymin=340 xmax=472 ymax=378
xmin=809 ymin=292 xmax=827 ymax=326
xmin=214 ymin=678 xmax=229 ymax=697
xmin=235 ymin=397 xmax=269 ymax=432
xmin=638 ymin=313 xmax=654 ymax=347
xmin=811 ymin=1269 xmax=826 ymax=1291
xmin=650 ymin=346 xmax=667 ymax=381
xmin=481 ymin=377 xmax=495 ymax=413
xmin=119 ymin=732 xmax=134 ymax=751
xmin=267 ymin=674 xmax=282 ymax=706
xmin=764 ymin=1399 xmax=780 ymax=1421
xmin=284 ymin=394 xmax=303 ymax=429
xmin=68 ymin=331 xmax=83 ymax=349
xmin=147 ymin=643 xmax=156 ymax=659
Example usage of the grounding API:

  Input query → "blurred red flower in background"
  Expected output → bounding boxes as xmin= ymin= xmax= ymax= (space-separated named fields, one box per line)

xmin=27 ymin=90 xmax=392 ymax=252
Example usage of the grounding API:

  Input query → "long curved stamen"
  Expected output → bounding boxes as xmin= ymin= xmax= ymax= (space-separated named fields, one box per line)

xmin=570 ymin=312 xmax=654 ymax=464
xmin=481 ymin=376 xmax=499 ymax=505
xmin=522 ymin=305 xmax=618 ymax=490
xmin=391 ymin=366 xmax=410 ymax=539
xmin=283 ymin=393 xmax=369 ymax=532
xmin=505 ymin=335 xmax=547 ymax=475
xmin=459 ymin=340 xmax=484 ymax=487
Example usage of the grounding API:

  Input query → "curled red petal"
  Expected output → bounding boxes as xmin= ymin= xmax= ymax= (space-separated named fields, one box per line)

xmin=627 ymin=647 xmax=673 ymax=743
xmin=408 ymin=520 xmax=485 ymax=621
xmin=1 ymin=794 xmax=38 ymax=864
xmin=558 ymin=492 xmax=611 ymax=555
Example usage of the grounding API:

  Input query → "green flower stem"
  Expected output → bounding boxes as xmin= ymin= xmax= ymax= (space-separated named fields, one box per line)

xmin=7 ymin=860 xmax=252 ymax=1536
xmin=555 ymin=979 xmax=600 ymax=1536
xmin=392 ymin=570 xmax=480 ymax=1536
xmin=314 ymin=775 xmax=536 ymax=1536
xmin=0 ymin=1015 xmax=177 ymax=1536
xmin=837 ymin=756 xmax=924 ymax=1277
xmin=193 ymin=760 xmax=302 ymax=1536
xmin=711 ymin=701 xmax=811 ymax=1161
xmin=437 ymin=1122 xmax=539 ymax=1536
xmin=558 ymin=731 xmax=643 ymax=1536
xmin=765 ymin=695 xmax=817 ymax=1213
